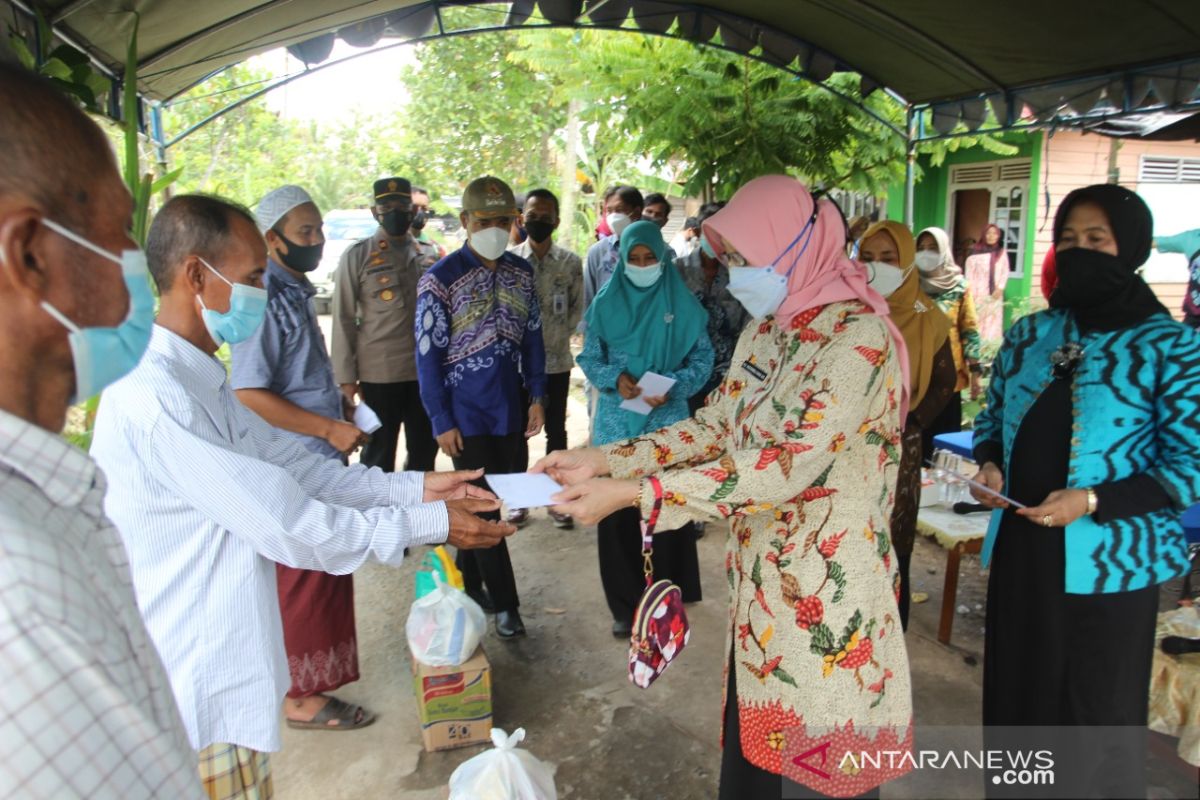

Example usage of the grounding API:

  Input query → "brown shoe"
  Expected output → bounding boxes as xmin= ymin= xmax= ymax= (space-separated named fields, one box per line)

xmin=506 ymin=508 xmax=529 ymax=526
xmin=548 ymin=510 xmax=574 ymax=529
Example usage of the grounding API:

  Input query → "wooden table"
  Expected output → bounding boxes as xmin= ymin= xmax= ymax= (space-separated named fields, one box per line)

xmin=916 ymin=504 xmax=990 ymax=646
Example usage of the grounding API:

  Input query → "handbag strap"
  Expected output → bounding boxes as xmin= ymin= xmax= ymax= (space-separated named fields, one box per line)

xmin=641 ymin=477 xmax=664 ymax=586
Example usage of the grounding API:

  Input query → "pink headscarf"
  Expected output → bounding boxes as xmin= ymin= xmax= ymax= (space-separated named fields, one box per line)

xmin=702 ymin=175 xmax=911 ymax=416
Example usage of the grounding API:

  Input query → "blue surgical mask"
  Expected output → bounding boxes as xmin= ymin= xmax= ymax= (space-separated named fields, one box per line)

xmin=724 ymin=209 xmax=819 ymax=319
xmin=197 ymin=258 xmax=267 ymax=346
xmin=699 ymin=234 xmax=717 ymax=259
xmin=625 ymin=261 xmax=662 ymax=288
xmin=33 ymin=219 xmax=155 ymax=403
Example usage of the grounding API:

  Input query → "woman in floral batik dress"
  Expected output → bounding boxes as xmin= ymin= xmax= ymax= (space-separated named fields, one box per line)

xmin=536 ymin=176 xmax=914 ymax=799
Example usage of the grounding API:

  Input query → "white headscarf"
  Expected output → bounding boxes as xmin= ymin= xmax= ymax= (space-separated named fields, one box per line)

xmin=915 ymin=226 xmax=962 ymax=295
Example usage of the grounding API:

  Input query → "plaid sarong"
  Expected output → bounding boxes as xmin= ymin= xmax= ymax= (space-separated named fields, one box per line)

xmin=198 ymin=743 xmax=273 ymax=800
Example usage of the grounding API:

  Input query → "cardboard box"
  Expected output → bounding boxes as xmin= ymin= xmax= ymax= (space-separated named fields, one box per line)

xmin=412 ymin=646 xmax=492 ymax=751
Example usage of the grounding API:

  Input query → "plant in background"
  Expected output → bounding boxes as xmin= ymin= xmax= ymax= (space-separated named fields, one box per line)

xmin=7 ymin=9 xmax=109 ymax=112
xmin=12 ymin=11 xmax=180 ymax=448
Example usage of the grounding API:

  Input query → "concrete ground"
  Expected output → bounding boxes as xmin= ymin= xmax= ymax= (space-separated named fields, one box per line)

xmin=275 ymin=336 xmax=1196 ymax=798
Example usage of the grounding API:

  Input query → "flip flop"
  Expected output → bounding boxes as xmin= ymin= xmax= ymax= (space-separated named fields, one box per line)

xmin=285 ymin=696 xmax=376 ymax=731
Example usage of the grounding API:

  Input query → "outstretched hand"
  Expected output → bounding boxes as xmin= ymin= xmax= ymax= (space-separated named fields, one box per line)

xmin=531 ymin=447 xmax=610 ymax=487
xmin=549 ymin=478 xmax=640 ymax=525
xmin=445 ymin=498 xmax=516 ymax=550
xmin=423 ymin=469 xmax=496 ymax=502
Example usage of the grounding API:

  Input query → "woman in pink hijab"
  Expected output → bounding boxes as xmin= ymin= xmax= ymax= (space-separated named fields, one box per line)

xmin=535 ymin=176 xmax=914 ymax=798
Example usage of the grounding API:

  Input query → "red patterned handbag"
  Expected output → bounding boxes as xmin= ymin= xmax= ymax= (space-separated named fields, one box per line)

xmin=628 ymin=477 xmax=691 ymax=689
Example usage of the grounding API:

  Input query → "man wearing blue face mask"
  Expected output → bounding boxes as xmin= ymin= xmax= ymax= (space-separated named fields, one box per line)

xmin=91 ymin=194 xmax=516 ymax=796
xmin=0 ymin=64 xmax=202 ymax=798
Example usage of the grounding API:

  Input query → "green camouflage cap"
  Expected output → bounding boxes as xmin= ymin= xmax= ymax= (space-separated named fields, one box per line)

xmin=461 ymin=176 xmax=517 ymax=217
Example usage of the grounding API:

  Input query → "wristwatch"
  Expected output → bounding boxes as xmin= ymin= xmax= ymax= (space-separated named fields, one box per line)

xmin=529 ymin=395 xmax=546 ymax=407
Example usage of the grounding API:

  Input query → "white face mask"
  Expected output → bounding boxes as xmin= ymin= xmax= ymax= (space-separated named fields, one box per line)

xmin=914 ymin=250 xmax=942 ymax=274
xmin=469 ymin=226 xmax=510 ymax=261
xmin=727 ymin=266 xmax=789 ymax=319
xmin=606 ymin=212 xmax=632 ymax=239
xmin=625 ymin=261 xmax=662 ymax=288
xmin=866 ymin=261 xmax=913 ymax=298
xmin=723 ymin=206 xmax=820 ymax=319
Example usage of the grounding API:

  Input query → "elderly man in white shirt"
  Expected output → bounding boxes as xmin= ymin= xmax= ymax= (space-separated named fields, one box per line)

xmin=0 ymin=64 xmax=202 ymax=799
xmin=91 ymin=193 xmax=514 ymax=799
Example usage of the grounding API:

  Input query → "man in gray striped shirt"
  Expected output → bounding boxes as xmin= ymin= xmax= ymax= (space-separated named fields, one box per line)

xmin=0 ymin=63 xmax=202 ymax=798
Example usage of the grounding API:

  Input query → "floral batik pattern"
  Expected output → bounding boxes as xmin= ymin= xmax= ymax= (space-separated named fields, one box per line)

xmin=604 ymin=300 xmax=914 ymax=789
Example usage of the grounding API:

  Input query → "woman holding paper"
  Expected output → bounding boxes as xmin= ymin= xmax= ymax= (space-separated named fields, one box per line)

xmin=537 ymin=177 xmax=914 ymax=798
xmin=577 ymin=220 xmax=712 ymax=638
xmin=970 ymin=185 xmax=1200 ymax=797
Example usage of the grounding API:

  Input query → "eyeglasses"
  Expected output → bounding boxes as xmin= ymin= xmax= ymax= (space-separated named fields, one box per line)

xmin=714 ymin=187 xmax=832 ymax=269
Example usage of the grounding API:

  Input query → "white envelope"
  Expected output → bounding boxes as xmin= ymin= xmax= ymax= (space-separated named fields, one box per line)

xmin=618 ymin=371 xmax=677 ymax=415
xmin=353 ymin=402 xmax=383 ymax=435
xmin=485 ymin=473 xmax=565 ymax=509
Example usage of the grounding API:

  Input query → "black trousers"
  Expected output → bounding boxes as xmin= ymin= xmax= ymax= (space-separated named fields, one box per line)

xmin=597 ymin=507 xmax=702 ymax=624
xmin=359 ymin=380 xmax=438 ymax=473
xmin=983 ymin=515 xmax=1159 ymax=799
xmin=513 ymin=372 xmax=571 ymax=471
xmin=453 ymin=433 xmax=523 ymax=613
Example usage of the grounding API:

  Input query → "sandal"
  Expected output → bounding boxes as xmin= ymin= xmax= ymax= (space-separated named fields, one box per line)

xmin=285 ymin=696 xmax=376 ymax=731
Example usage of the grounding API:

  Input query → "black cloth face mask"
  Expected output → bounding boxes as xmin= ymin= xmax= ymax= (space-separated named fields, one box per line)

xmin=274 ymin=231 xmax=324 ymax=273
xmin=525 ymin=220 xmax=556 ymax=244
xmin=410 ymin=210 xmax=428 ymax=232
xmin=380 ymin=209 xmax=413 ymax=237
xmin=1049 ymin=246 xmax=1165 ymax=332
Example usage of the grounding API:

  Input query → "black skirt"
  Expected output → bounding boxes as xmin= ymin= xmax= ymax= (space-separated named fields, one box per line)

xmin=983 ymin=378 xmax=1160 ymax=798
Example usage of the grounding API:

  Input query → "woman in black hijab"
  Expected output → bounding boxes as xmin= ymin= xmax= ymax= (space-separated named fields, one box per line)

xmin=969 ymin=185 xmax=1200 ymax=798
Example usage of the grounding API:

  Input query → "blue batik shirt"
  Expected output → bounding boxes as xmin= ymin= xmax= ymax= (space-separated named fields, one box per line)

xmin=230 ymin=258 xmax=343 ymax=460
xmin=415 ymin=245 xmax=547 ymax=438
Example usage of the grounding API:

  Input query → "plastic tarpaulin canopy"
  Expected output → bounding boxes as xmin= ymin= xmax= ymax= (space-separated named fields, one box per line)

xmin=8 ymin=0 xmax=1200 ymax=118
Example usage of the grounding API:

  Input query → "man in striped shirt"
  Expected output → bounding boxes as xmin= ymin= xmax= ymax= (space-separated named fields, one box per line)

xmin=91 ymin=194 xmax=515 ymax=799
xmin=0 ymin=63 xmax=202 ymax=798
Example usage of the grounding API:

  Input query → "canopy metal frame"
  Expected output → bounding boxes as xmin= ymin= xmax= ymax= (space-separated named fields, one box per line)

xmin=8 ymin=0 xmax=1200 ymax=226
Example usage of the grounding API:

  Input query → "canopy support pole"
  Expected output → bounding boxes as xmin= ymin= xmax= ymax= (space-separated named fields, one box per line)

xmin=149 ymin=104 xmax=170 ymax=183
xmin=904 ymin=107 xmax=916 ymax=227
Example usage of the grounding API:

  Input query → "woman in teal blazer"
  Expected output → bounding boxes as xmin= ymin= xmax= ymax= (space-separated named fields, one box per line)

xmin=970 ymin=185 xmax=1200 ymax=798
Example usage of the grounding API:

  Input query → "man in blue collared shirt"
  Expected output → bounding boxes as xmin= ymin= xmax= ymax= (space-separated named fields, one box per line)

xmin=416 ymin=176 xmax=547 ymax=639
xmin=231 ymin=185 xmax=375 ymax=733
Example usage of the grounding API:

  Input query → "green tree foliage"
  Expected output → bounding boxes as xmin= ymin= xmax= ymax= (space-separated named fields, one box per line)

xmin=395 ymin=23 xmax=563 ymax=206
xmin=162 ymin=66 xmax=412 ymax=211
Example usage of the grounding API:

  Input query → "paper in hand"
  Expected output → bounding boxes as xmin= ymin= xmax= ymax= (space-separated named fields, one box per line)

xmin=618 ymin=371 xmax=677 ymax=415
xmin=353 ymin=402 xmax=383 ymax=435
xmin=485 ymin=473 xmax=565 ymax=509
xmin=938 ymin=465 xmax=1027 ymax=509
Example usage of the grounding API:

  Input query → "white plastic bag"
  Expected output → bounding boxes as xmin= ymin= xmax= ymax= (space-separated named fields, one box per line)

xmin=405 ymin=573 xmax=485 ymax=666
xmin=449 ymin=728 xmax=557 ymax=800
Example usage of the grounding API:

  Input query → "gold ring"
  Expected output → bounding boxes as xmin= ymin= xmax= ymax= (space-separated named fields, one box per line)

xmin=1042 ymin=514 xmax=1053 ymax=527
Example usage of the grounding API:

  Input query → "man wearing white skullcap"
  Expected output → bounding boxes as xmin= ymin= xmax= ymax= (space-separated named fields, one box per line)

xmin=232 ymin=185 xmax=380 ymax=734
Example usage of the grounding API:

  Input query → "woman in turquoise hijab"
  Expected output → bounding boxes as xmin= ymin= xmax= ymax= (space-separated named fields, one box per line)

xmin=579 ymin=220 xmax=713 ymax=637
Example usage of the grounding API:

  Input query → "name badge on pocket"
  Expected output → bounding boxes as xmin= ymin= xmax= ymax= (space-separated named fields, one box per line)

xmin=741 ymin=359 xmax=768 ymax=381
xmin=553 ymin=290 xmax=568 ymax=315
